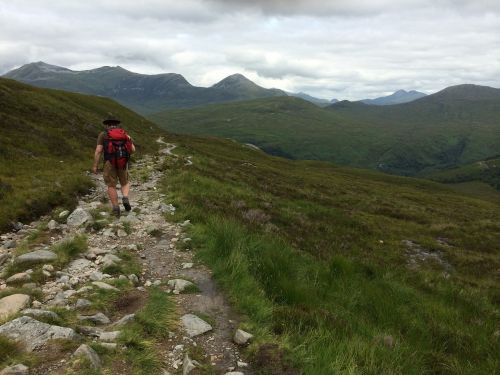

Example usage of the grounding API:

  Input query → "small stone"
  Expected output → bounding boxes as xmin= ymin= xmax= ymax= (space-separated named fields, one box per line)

xmin=67 ymin=208 xmax=92 ymax=227
xmin=47 ymin=220 xmax=59 ymax=230
xmin=237 ymin=361 xmax=248 ymax=368
xmin=234 ymin=329 xmax=253 ymax=345
xmin=59 ymin=210 xmax=70 ymax=218
xmin=73 ymin=344 xmax=101 ymax=369
xmin=117 ymin=229 xmax=127 ymax=237
xmin=75 ymin=299 xmax=92 ymax=309
xmin=127 ymin=244 xmax=138 ymax=251
xmin=78 ymin=312 xmax=111 ymax=325
xmin=112 ymin=313 xmax=135 ymax=327
xmin=153 ymin=280 xmax=162 ymax=286
xmin=76 ymin=326 xmax=102 ymax=337
xmin=91 ymin=281 xmax=119 ymax=291
xmin=181 ymin=263 xmax=193 ymax=269
xmin=128 ymin=274 xmax=139 ymax=285
xmin=21 ymin=309 xmax=59 ymax=320
xmin=183 ymin=354 xmax=198 ymax=375
xmin=15 ymin=250 xmax=57 ymax=265
xmin=99 ymin=330 xmax=121 ymax=342
xmin=42 ymin=264 xmax=54 ymax=272
xmin=6 ymin=272 xmax=31 ymax=284
xmin=383 ymin=335 xmax=395 ymax=348
xmin=180 ymin=314 xmax=212 ymax=337
xmin=101 ymin=254 xmax=121 ymax=268
xmin=0 ymin=364 xmax=29 ymax=375
xmin=0 ymin=294 xmax=31 ymax=319
xmin=4 ymin=240 xmax=17 ymax=249
xmin=168 ymin=279 xmax=194 ymax=293
xmin=144 ymin=280 xmax=152 ymax=287
xmin=225 ymin=372 xmax=244 ymax=375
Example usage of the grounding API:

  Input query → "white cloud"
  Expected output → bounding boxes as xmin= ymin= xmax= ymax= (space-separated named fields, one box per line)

xmin=0 ymin=0 xmax=499 ymax=100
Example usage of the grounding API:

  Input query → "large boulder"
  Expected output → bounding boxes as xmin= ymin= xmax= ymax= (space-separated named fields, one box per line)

xmin=15 ymin=250 xmax=57 ymax=265
xmin=180 ymin=314 xmax=212 ymax=338
xmin=67 ymin=208 xmax=92 ymax=227
xmin=0 ymin=316 xmax=78 ymax=351
xmin=0 ymin=294 xmax=31 ymax=319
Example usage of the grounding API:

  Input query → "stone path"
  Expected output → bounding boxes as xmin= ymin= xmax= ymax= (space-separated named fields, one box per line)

xmin=0 ymin=140 xmax=253 ymax=375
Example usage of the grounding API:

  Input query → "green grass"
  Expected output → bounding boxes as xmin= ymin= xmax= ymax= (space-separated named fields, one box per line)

xmin=118 ymin=288 xmax=176 ymax=374
xmin=52 ymin=235 xmax=88 ymax=267
xmin=159 ymin=134 xmax=500 ymax=375
xmin=0 ymin=77 xmax=164 ymax=232
xmin=150 ymin=86 xmax=500 ymax=177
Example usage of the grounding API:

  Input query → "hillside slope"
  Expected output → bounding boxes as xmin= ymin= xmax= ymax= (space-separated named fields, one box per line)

xmin=151 ymin=84 xmax=500 ymax=176
xmin=3 ymin=62 xmax=286 ymax=114
xmin=0 ymin=77 xmax=163 ymax=231
xmin=161 ymin=134 xmax=499 ymax=374
xmin=361 ymin=89 xmax=427 ymax=105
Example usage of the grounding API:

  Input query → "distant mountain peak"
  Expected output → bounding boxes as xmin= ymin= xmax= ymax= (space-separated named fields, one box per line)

xmin=362 ymin=89 xmax=427 ymax=105
xmin=212 ymin=73 xmax=256 ymax=89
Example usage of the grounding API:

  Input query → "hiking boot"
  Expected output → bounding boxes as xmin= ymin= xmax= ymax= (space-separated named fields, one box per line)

xmin=112 ymin=205 xmax=121 ymax=218
xmin=122 ymin=197 xmax=132 ymax=211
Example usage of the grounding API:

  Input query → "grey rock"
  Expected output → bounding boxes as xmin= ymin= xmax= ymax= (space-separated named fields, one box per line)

xmin=168 ymin=279 xmax=194 ymax=293
xmin=103 ymin=228 xmax=116 ymax=237
xmin=99 ymin=330 xmax=121 ymax=342
xmin=0 ymin=364 xmax=29 ymax=375
xmin=15 ymin=250 xmax=57 ymax=265
xmin=128 ymin=274 xmax=139 ymax=285
xmin=183 ymin=354 xmax=199 ymax=375
xmin=91 ymin=281 xmax=119 ymax=291
xmin=112 ymin=313 xmax=135 ymax=327
xmin=75 ymin=299 xmax=92 ymax=309
xmin=180 ymin=314 xmax=212 ymax=338
xmin=21 ymin=283 xmax=37 ymax=289
xmin=67 ymin=208 xmax=92 ymax=227
xmin=67 ymin=258 xmax=94 ymax=274
xmin=6 ymin=272 xmax=31 ymax=284
xmin=47 ymin=220 xmax=59 ymax=230
xmin=76 ymin=325 xmax=102 ymax=337
xmin=3 ymin=240 xmax=17 ymax=249
xmin=90 ymin=271 xmax=105 ymax=281
xmin=181 ymin=263 xmax=193 ymax=269
xmin=21 ymin=309 xmax=59 ymax=320
xmin=0 ymin=316 xmax=78 ymax=351
xmin=0 ymin=294 xmax=31 ymax=319
xmin=101 ymin=254 xmax=122 ymax=268
xmin=225 ymin=373 xmax=244 ymax=375
xmin=117 ymin=229 xmax=128 ymax=238
xmin=42 ymin=264 xmax=54 ymax=272
xmin=234 ymin=329 xmax=253 ymax=345
xmin=73 ymin=344 xmax=101 ymax=369
xmin=78 ymin=312 xmax=110 ymax=325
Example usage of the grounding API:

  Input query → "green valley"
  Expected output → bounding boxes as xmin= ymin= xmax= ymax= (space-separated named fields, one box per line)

xmin=150 ymin=84 xmax=500 ymax=179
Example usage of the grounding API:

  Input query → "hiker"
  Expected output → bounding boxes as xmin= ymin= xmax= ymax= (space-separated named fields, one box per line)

xmin=92 ymin=116 xmax=135 ymax=217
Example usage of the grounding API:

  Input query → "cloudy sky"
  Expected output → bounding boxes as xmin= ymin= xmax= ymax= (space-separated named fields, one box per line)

xmin=1 ymin=0 xmax=499 ymax=100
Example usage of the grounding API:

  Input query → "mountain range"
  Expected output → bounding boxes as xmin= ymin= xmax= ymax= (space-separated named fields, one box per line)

xmin=3 ymin=62 xmax=427 ymax=114
xmin=150 ymin=83 xmax=500 ymax=178
xmin=3 ymin=62 xmax=286 ymax=115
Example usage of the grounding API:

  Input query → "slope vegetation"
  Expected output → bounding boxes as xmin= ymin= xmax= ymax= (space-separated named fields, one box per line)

xmin=0 ymin=77 xmax=163 ymax=231
xmin=161 ymin=134 xmax=499 ymax=374
xmin=4 ymin=62 xmax=286 ymax=114
xmin=151 ymin=84 xmax=500 ymax=176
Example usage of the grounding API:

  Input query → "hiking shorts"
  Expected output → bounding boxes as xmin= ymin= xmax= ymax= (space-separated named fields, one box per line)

xmin=103 ymin=161 xmax=129 ymax=187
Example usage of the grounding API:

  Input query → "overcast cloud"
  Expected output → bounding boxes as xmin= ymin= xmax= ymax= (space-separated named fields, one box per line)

xmin=1 ymin=0 xmax=499 ymax=100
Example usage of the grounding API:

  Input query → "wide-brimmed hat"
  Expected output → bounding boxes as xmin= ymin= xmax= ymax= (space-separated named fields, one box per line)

xmin=102 ymin=116 xmax=121 ymax=125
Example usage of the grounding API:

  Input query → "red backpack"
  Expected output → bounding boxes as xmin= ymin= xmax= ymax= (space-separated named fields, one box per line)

xmin=103 ymin=127 xmax=133 ymax=169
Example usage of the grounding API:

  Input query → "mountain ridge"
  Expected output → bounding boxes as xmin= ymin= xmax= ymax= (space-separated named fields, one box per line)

xmin=3 ymin=62 xmax=287 ymax=114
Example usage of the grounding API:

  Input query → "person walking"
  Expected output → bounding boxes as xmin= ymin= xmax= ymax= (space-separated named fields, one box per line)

xmin=92 ymin=116 xmax=135 ymax=217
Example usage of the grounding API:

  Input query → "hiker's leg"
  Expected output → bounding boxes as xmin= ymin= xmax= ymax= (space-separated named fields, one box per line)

xmin=108 ymin=186 xmax=119 ymax=206
xmin=120 ymin=182 xmax=130 ymax=198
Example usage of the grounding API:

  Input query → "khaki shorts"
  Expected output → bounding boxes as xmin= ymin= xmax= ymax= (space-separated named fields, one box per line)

xmin=103 ymin=161 xmax=129 ymax=187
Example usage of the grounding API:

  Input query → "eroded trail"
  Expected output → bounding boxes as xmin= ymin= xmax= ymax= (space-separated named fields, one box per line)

xmin=0 ymin=143 xmax=253 ymax=375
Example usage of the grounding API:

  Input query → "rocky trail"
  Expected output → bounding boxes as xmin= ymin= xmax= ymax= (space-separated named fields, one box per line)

xmin=0 ymin=141 xmax=253 ymax=375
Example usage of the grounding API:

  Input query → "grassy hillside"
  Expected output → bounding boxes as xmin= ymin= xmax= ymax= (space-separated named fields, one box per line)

xmin=150 ymin=85 xmax=500 ymax=176
xmin=160 ymin=134 xmax=499 ymax=374
xmin=0 ymin=77 xmax=163 ymax=231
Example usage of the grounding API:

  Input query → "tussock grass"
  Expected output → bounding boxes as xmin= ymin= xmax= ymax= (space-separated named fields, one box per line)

xmin=52 ymin=235 xmax=88 ymax=268
xmin=160 ymin=134 xmax=500 ymax=374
